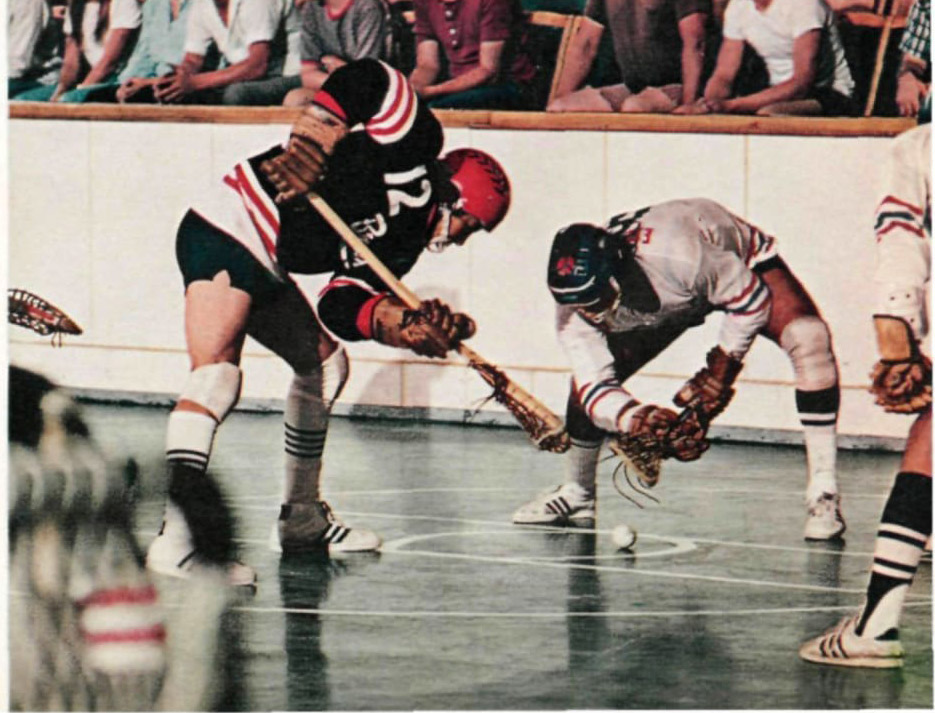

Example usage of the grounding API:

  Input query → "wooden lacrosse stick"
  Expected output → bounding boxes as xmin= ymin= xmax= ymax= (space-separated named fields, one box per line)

xmin=307 ymin=193 xmax=570 ymax=453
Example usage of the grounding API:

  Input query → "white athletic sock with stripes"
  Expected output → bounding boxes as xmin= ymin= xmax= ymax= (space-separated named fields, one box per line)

xmin=857 ymin=531 xmax=924 ymax=639
xmin=166 ymin=410 xmax=218 ymax=473
xmin=565 ymin=439 xmax=601 ymax=495
xmin=796 ymin=386 xmax=839 ymax=498
xmin=164 ymin=410 xmax=218 ymax=541
xmin=856 ymin=472 xmax=931 ymax=639
xmin=283 ymin=372 xmax=330 ymax=504
xmin=804 ymin=429 xmax=838 ymax=498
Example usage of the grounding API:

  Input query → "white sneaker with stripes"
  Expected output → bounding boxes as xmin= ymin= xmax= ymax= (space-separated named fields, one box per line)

xmin=799 ymin=614 xmax=904 ymax=668
xmin=269 ymin=501 xmax=382 ymax=554
xmin=512 ymin=483 xmax=596 ymax=525
xmin=804 ymin=492 xmax=846 ymax=540
xmin=146 ymin=523 xmax=257 ymax=589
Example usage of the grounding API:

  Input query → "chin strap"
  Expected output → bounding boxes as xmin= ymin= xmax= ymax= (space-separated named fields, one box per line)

xmin=426 ymin=205 xmax=453 ymax=253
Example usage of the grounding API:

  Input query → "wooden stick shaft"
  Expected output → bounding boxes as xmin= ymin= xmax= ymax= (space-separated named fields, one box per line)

xmin=308 ymin=192 xmax=488 ymax=366
xmin=307 ymin=193 xmax=422 ymax=308
xmin=305 ymin=192 xmax=565 ymax=441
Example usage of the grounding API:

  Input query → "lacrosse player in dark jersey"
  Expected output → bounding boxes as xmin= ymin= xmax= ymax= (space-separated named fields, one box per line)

xmin=148 ymin=58 xmax=512 ymax=586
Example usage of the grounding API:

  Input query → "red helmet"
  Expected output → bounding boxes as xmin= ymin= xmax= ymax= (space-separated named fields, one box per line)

xmin=439 ymin=148 xmax=511 ymax=231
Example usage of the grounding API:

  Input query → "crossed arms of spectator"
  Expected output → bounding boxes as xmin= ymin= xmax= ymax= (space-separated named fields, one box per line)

xmin=409 ymin=39 xmax=505 ymax=99
xmin=678 ymin=29 xmax=821 ymax=114
xmin=152 ymin=42 xmax=270 ymax=102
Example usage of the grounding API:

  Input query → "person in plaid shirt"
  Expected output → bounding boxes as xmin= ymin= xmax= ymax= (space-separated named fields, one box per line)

xmin=896 ymin=0 xmax=930 ymax=118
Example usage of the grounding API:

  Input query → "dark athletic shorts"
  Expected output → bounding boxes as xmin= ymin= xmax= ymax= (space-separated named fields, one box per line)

xmin=175 ymin=209 xmax=285 ymax=307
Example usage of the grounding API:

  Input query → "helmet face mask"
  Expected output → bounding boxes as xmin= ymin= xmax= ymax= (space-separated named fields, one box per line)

xmin=426 ymin=205 xmax=481 ymax=252
xmin=577 ymin=276 xmax=622 ymax=326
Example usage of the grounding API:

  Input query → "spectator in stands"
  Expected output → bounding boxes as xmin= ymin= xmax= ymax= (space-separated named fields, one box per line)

xmin=895 ymin=0 xmax=930 ymax=118
xmin=55 ymin=0 xmax=194 ymax=102
xmin=282 ymin=0 xmax=389 ymax=107
xmin=152 ymin=0 xmax=299 ymax=105
xmin=13 ymin=0 xmax=142 ymax=102
xmin=408 ymin=0 xmax=538 ymax=109
xmin=680 ymin=0 xmax=857 ymax=116
xmin=8 ymin=0 xmax=64 ymax=98
xmin=548 ymin=0 xmax=715 ymax=113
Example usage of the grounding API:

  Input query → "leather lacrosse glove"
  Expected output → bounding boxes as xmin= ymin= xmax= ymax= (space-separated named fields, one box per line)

xmin=663 ymin=408 xmax=709 ymax=461
xmin=674 ymin=346 xmax=744 ymax=423
xmin=372 ymin=297 xmax=474 ymax=358
xmin=260 ymin=106 xmax=348 ymax=203
xmin=623 ymin=404 xmax=709 ymax=462
xmin=870 ymin=315 xmax=932 ymax=414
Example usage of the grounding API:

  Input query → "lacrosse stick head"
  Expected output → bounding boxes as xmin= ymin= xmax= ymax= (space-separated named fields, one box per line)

xmin=605 ymin=434 xmax=663 ymax=509
xmin=9 ymin=289 xmax=83 ymax=344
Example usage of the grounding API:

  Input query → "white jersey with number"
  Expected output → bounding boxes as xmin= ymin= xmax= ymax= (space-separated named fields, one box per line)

xmin=556 ymin=197 xmax=778 ymax=432
xmin=874 ymin=125 xmax=932 ymax=341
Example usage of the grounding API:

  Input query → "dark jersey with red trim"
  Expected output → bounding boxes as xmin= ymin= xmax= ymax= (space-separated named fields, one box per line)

xmin=187 ymin=59 xmax=446 ymax=341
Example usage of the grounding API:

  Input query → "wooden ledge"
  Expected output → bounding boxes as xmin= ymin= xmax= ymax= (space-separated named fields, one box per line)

xmin=9 ymin=102 xmax=915 ymax=137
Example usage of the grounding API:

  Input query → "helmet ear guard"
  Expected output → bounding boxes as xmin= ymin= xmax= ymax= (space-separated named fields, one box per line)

xmin=438 ymin=148 xmax=511 ymax=231
xmin=547 ymin=223 xmax=624 ymax=307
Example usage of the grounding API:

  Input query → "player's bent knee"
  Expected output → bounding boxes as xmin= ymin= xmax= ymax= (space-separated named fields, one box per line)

xmin=779 ymin=316 xmax=838 ymax=390
xmin=179 ymin=362 xmax=243 ymax=422
xmin=322 ymin=346 xmax=349 ymax=404
xmin=292 ymin=346 xmax=349 ymax=407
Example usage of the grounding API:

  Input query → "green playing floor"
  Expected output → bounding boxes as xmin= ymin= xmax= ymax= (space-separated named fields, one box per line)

xmin=84 ymin=403 xmax=932 ymax=710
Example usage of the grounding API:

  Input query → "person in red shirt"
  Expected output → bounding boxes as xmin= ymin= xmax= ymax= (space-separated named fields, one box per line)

xmin=409 ymin=0 xmax=537 ymax=109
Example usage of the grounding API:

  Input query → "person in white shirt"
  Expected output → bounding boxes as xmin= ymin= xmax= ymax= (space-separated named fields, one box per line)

xmin=8 ymin=0 xmax=63 ymax=97
xmin=799 ymin=125 xmax=931 ymax=669
xmin=676 ymin=0 xmax=856 ymax=116
xmin=153 ymin=0 xmax=300 ymax=105
xmin=513 ymin=197 xmax=847 ymax=541
xmin=12 ymin=0 xmax=142 ymax=102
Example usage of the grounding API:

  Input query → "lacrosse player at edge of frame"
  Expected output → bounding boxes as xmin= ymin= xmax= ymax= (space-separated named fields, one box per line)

xmin=512 ymin=197 xmax=847 ymax=541
xmin=147 ymin=58 xmax=511 ymax=587
xmin=800 ymin=124 xmax=932 ymax=669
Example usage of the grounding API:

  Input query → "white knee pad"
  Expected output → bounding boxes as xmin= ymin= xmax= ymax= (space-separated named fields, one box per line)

xmin=179 ymin=363 xmax=242 ymax=421
xmin=779 ymin=316 xmax=838 ymax=391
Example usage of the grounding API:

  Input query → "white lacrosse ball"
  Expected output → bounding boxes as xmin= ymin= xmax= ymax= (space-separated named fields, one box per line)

xmin=611 ymin=524 xmax=637 ymax=550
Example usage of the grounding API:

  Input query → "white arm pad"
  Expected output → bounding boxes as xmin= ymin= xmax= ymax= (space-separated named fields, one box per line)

xmin=876 ymin=285 xmax=928 ymax=341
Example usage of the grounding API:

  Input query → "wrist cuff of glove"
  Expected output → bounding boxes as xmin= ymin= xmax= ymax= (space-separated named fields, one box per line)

xmin=874 ymin=315 xmax=920 ymax=362
xmin=708 ymin=346 xmax=744 ymax=382
xmin=615 ymin=399 xmax=642 ymax=433
xmin=358 ymin=293 xmax=390 ymax=340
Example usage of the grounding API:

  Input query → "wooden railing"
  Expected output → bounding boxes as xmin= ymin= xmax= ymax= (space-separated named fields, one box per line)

xmin=8 ymin=103 xmax=915 ymax=137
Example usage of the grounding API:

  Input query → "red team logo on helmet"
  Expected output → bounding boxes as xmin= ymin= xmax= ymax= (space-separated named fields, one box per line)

xmin=555 ymin=256 xmax=576 ymax=276
xmin=440 ymin=149 xmax=511 ymax=231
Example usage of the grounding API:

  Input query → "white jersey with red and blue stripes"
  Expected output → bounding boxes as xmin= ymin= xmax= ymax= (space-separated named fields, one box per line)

xmin=556 ymin=198 xmax=778 ymax=432
xmin=874 ymin=125 xmax=931 ymax=341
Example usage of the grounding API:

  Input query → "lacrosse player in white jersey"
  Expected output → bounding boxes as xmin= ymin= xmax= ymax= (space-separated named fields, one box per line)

xmin=513 ymin=197 xmax=847 ymax=540
xmin=800 ymin=124 xmax=931 ymax=668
